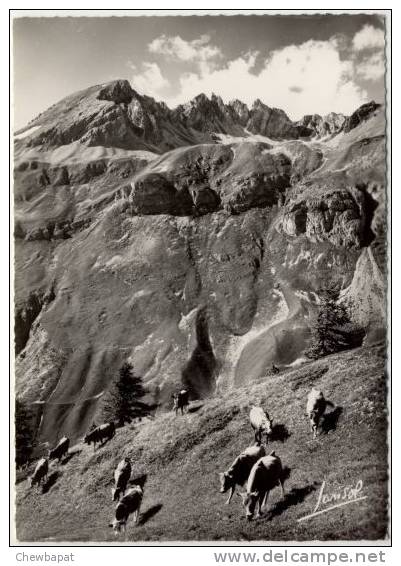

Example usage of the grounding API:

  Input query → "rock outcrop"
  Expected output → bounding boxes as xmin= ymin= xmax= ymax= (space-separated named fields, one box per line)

xmin=297 ymin=112 xmax=346 ymax=137
xmin=342 ymin=101 xmax=382 ymax=133
xmin=247 ymin=99 xmax=311 ymax=139
xmin=279 ymin=183 xmax=369 ymax=248
xmin=97 ymin=79 xmax=134 ymax=104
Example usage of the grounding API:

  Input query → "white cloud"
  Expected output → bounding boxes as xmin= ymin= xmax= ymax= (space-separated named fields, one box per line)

xmin=351 ymin=25 xmax=385 ymax=82
xmin=131 ymin=62 xmax=170 ymax=96
xmin=132 ymin=31 xmax=387 ymax=118
xmin=352 ymin=25 xmax=385 ymax=51
xmin=148 ymin=34 xmax=222 ymax=64
xmin=357 ymin=52 xmax=385 ymax=81
xmin=165 ymin=40 xmax=368 ymax=119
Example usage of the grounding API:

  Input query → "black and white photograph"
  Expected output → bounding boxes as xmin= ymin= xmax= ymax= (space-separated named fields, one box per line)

xmin=11 ymin=9 xmax=390 ymax=544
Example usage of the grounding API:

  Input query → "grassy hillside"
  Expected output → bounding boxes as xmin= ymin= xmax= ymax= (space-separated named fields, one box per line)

xmin=15 ymin=344 xmax=388 ymax=543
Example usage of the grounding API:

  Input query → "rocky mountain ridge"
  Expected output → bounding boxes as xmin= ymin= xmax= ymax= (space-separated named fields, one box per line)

xmin=16 ymin=79 xmax=356 ymax=154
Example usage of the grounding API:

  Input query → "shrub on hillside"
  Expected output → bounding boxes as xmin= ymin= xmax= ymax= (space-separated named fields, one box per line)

xmin=15 ymin=398 xmax=36 ymax=468
xmin=306 ymin=287 xmax=365 ymax=359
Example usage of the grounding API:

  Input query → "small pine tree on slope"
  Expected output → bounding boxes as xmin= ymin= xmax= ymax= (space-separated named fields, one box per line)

xmin=101 ymin=362 xmax=148 ymax=427
xmin=307 ymin=287 xmax=365 ymax=360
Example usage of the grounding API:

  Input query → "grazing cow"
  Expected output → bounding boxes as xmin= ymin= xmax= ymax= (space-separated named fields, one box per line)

xmin=270 ymin=364 xmax=280 ymax=375
xmin=112 ymin=457 xmax=132 ymax=501
xmin=29 ymin=458 xmax=49 ymax=488
xmin=219 ymin=444 xmax=266 ymax=504
xmin=84 ymin=422 xmax=115 ymax=451
xmin=172 ymin=389 xmax=189 ymax=416
xmin=48 ymin=436 xmax=70 ymax=462
xmin=250 ymin=406 xmax=273 ymax=444
xmin=306 ymin=389 xmax=334 ymax=438
xmin=109 ymin=486 xmax=143 ymax=534
xmin=238 ymin=451 xmax=285 ymax=520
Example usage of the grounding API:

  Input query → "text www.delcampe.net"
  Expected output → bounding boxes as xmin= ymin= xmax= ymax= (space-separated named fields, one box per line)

xmin=213 ymin=550 xmax=386 ymax=565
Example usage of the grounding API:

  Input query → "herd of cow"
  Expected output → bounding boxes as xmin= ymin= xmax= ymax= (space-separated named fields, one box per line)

xmin=26 ymin=387 xmax=335 ymax=534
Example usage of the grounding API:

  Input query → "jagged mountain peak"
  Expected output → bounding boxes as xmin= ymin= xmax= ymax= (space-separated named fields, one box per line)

xmin=97 ymin=79 xmax=136 ymax=104
xmin=252 ymin=97 xmax=265 ymax=108
xmin=342 ymin=100 xmax=382 ymax=133
xmin=189 ymin=92 xmax=210 ymax=104
xmin=228 ymin=98 xmax=249 ymax=110
xmin=178 ymin=92 xmax=227 ymax=114
xmin=210 ymin=92 xmax=224 ymax=103
xmin=251 ymin=98 xmax=286 ymax=116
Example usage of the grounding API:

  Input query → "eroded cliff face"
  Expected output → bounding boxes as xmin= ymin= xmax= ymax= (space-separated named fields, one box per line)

xmin=14 ymin=81 xmax=386 ymax=443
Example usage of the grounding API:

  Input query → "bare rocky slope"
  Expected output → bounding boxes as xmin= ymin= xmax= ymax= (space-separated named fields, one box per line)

xmin=14 ymin=80 xmax=386 ymax=445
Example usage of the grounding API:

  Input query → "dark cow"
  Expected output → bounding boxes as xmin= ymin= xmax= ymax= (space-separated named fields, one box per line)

xmin=219 ymin=444 xmax=266 ymax=504
xmin=306 ymin=389 xmax=334 ymax=438
xmin=172 ymin=389 xmax=189 ymax=416
xmin=109 ymin=485 xmax=143 ymax=534
xmin=49 ymin=436 xmax=70 ymax=462
xmin=112 ymin=457 xmax=132 ymax=501
xmin=238 ymin=451 xmax=285 ymax=520
xmin=271 ymin=364 xmax=279 ymax=375
xmin=84 ymin=422 xmax=115 ymax=451
xmin=29 ymin=458 xmax=49 ymax=488
xmin=250 ymin=406 xmax=273 ymax=444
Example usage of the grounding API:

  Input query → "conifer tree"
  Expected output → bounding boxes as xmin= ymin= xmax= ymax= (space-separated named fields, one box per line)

xmin=102 ymin=362 xmax=148 ymax=426
xmin=307 ymin=287 xmax=365 ymax=359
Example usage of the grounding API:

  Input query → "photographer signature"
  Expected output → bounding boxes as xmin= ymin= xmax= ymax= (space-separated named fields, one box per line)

xmin=298 ymin=479 xmax=367 ymax=522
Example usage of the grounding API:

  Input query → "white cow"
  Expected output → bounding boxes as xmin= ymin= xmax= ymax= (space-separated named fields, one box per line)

xmin=29 ymin=458 xmax=49 ymax=488
xmin=249 ymin=406 xmax=273 ymax=444
xmin=306 ymin=388 xmax=334 ymax=438
xmin=112 ymin=457 xmax=132 ymax=501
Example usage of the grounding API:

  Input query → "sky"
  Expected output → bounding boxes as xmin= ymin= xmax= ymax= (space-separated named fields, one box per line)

xmin=13 ymin=13 xmax=386 ymax=129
